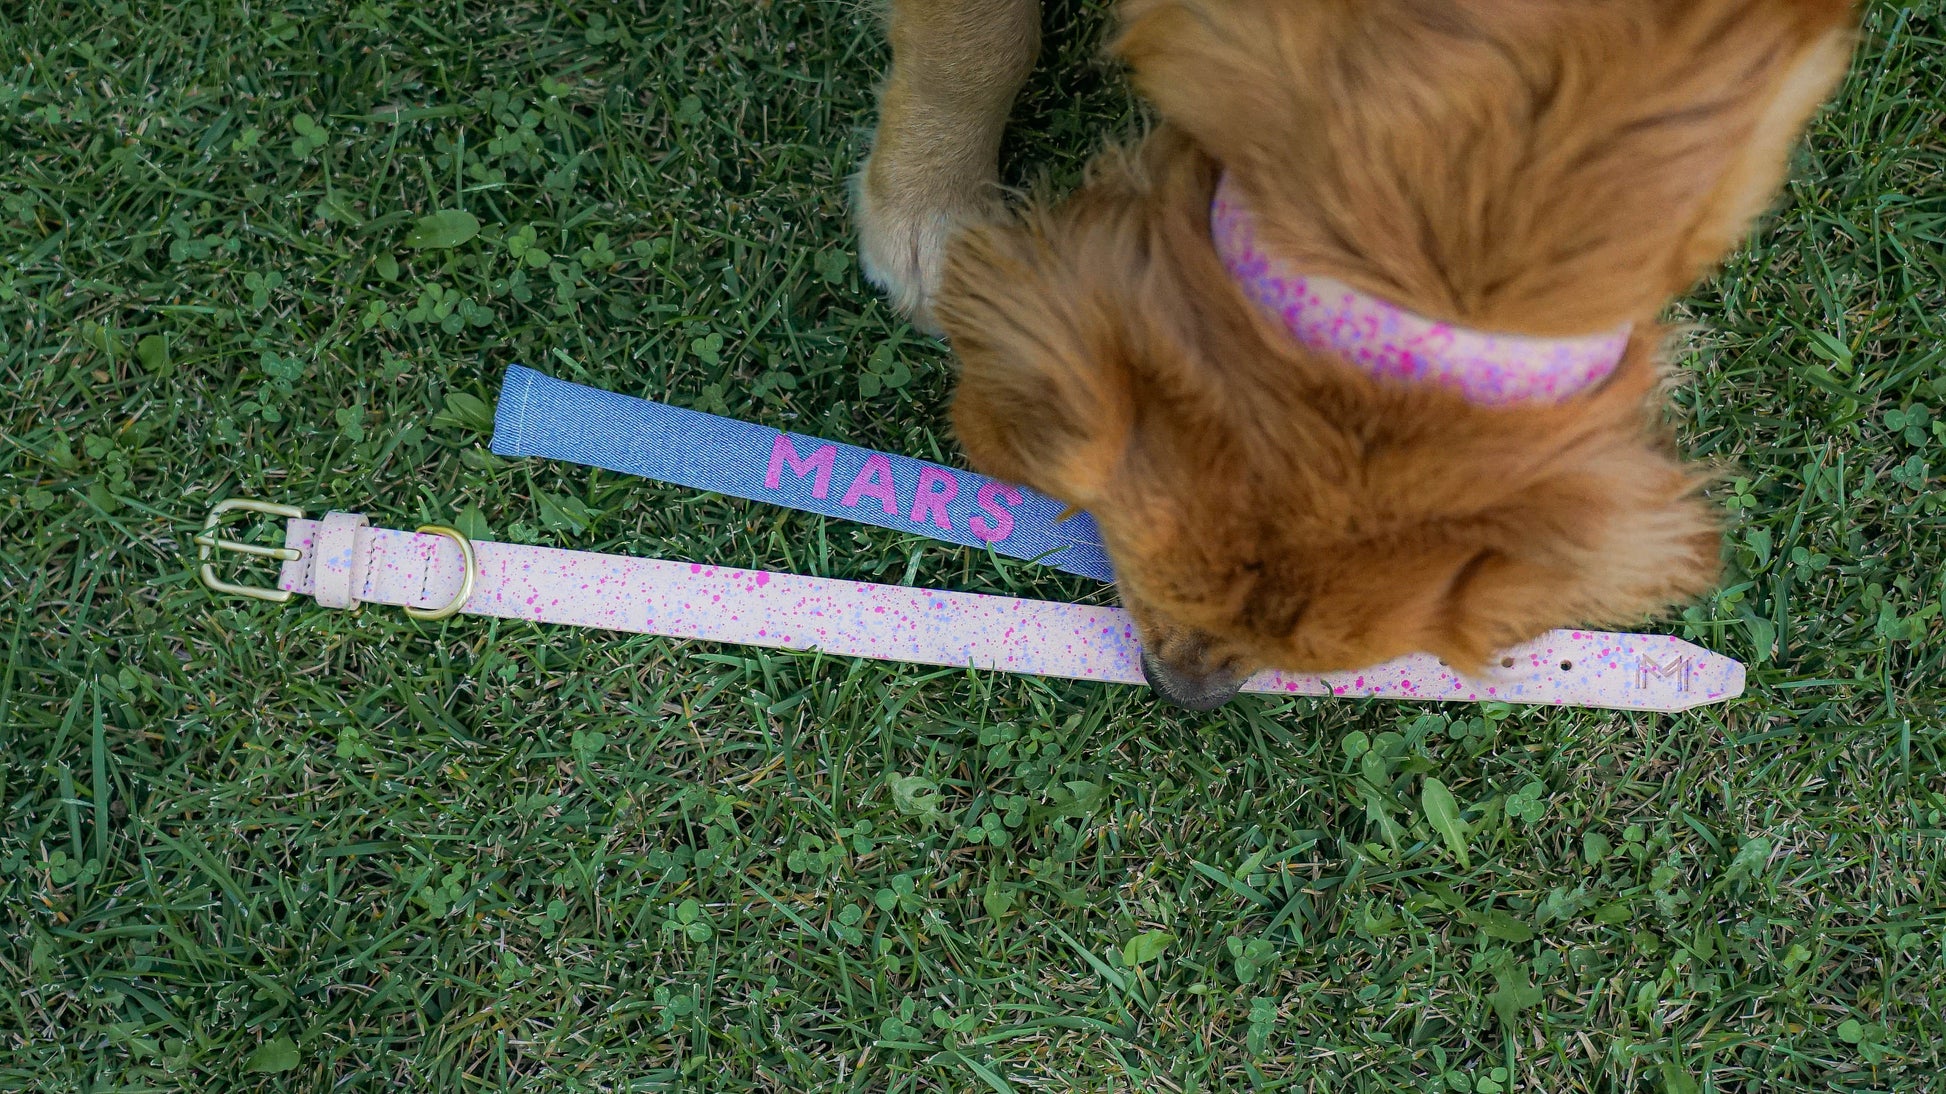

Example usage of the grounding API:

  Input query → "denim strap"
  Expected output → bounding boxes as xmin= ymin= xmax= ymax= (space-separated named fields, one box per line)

xmin=490 ymin=365 xmax=1113 ymax=582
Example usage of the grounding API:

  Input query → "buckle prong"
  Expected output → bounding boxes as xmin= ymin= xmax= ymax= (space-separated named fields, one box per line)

xmin=190 ymin=533 xmax=301 ymax=561
xmin=198 ymin=498 xmax=306 ymax=602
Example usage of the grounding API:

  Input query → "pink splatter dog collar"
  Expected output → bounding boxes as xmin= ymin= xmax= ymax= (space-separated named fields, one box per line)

xmin=1210 ymin=174 xmax=1633 ymax=405
xmin=259 ymin=511 xmax=1742 ymax=712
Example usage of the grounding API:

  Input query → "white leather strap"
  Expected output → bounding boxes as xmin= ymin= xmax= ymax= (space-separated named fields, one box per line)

xmin=273 ymin=513 xmax=1743 ymax=712
xmin=309 ymin=510 xmax=371 ymax=609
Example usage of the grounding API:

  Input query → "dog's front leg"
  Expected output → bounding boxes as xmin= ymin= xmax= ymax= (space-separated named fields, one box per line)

xmin=856 ymin=0 xmax=1040 ymax=333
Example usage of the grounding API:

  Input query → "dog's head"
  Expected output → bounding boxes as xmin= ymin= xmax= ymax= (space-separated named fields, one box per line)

xmin=936 ymin=0 xmax=1853 ymax=707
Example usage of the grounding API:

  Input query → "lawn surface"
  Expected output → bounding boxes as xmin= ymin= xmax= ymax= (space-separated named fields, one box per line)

xmin=2 ymin=1 xmax=1943 ymax=1090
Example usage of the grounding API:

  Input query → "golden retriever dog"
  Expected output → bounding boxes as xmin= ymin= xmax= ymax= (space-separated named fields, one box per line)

xmin=856 ymin=0 xmax=1856 ymax=708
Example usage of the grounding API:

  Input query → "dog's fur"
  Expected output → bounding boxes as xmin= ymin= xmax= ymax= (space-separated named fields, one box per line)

xmin=859 ymin=0 xmax=1855 ymax=702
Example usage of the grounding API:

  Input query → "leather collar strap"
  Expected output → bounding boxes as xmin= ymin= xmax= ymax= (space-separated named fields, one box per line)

xmin=273 ymin=511 xmax=1742 ymax=712
xmin=1210 ymin=174 xmax=1632 ymax=405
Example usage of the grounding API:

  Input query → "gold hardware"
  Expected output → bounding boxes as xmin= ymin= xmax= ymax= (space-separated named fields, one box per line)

xmin=196 ymin=498 xmax=306 ymax=602
xmin=405 ymin=525 xmax=476 ymax=621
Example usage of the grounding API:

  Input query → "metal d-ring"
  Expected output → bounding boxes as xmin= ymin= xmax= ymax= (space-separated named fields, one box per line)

xmin=404 ymin=524 xmax=476 ymax=621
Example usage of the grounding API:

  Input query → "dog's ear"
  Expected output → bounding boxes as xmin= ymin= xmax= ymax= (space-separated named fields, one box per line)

xmin=1669 ymin=3 xmax=1857 ymax=288
xmin=1424 ymin=448 xmax=1722 ymax=672
xmin=1111 ymin=0 xmax=1295 ymax=166
xmin=935 ymin=209 xmax=1138 ymax=507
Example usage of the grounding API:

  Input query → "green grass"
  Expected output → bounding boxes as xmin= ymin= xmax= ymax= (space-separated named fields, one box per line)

xmin=2 ymin=0 xmax=1942 ymax=1090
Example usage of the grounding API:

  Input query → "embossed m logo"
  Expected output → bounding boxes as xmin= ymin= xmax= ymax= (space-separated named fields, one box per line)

xmin=1635 ymin=655 xmax=1693 ymax=692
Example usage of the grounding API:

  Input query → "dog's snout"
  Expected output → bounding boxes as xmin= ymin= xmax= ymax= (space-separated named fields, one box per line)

xmin=1141 ymin=650 xmax=1245 ymax=711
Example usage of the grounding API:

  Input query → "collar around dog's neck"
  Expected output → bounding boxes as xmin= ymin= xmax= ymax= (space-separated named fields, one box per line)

xmin=1209 ymin=174 xmax=1631 ymax=406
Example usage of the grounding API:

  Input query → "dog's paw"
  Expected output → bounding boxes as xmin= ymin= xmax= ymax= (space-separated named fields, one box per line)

xmin=854 ymin=154 xmax=1004 ymax=336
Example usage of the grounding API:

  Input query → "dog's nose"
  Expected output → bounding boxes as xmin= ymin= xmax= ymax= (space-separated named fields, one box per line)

xmin=1141 ymin=650 xmax=1245 ymax=711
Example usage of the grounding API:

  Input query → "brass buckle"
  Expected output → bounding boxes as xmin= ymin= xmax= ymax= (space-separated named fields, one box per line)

xmin=405 ymin=525 xmax=476 ymax=621
xmin=196 ymin=498 xmax=306 ymax=602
